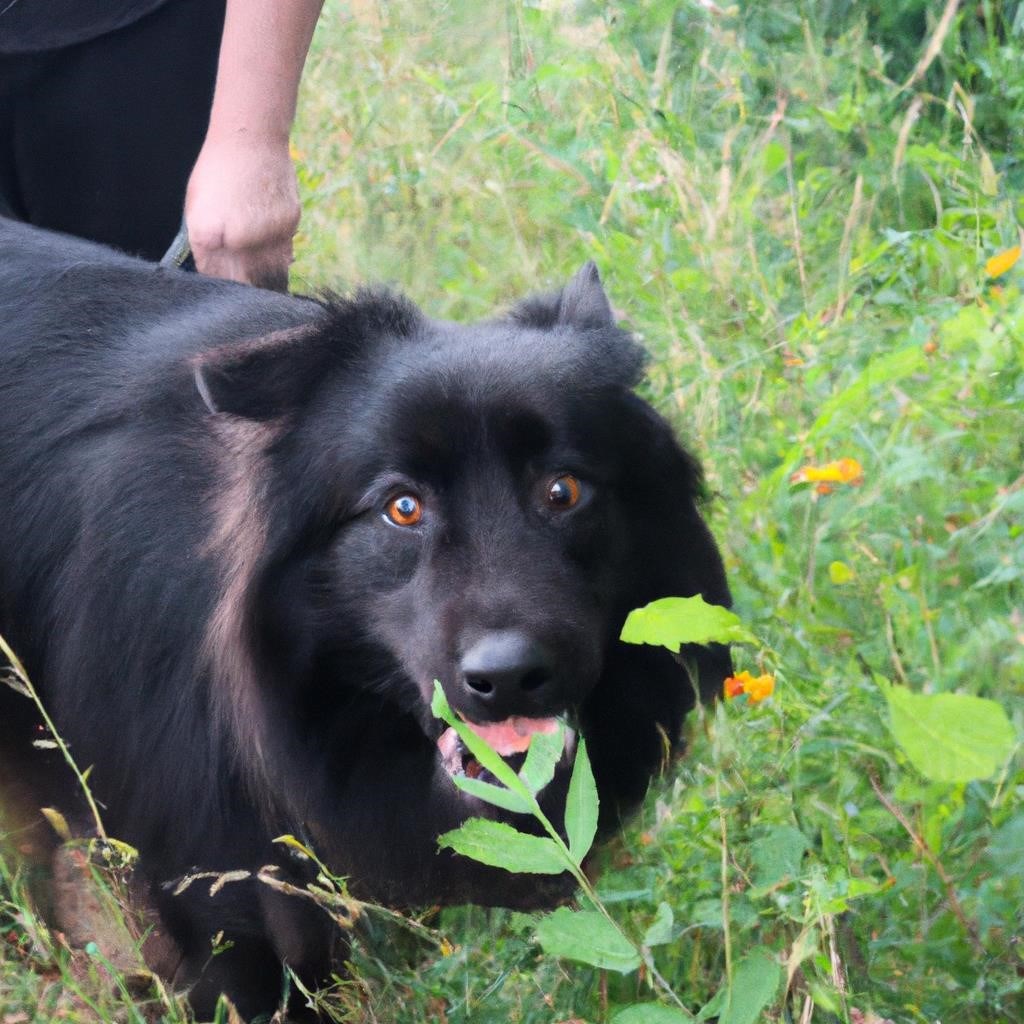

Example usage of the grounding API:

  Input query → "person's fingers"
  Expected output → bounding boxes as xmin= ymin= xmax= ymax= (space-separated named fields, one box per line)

xmin=192 ymin=239 xmax=293 ymax=291
xmin=184 ymin=136 xmax=300 ymax=289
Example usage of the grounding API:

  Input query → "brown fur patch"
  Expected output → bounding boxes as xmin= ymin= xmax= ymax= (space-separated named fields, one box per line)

xmin=200 ymin=417 xmax=281 ymax=817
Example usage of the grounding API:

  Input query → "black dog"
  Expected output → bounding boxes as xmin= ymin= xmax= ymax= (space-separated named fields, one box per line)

xmin=0 ymin=219 xmax=731 ymax=1017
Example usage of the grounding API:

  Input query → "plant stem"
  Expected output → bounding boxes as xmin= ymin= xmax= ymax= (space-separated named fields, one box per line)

xmin=867 ymin=769 xmax=983 ymax=954
xmin=714 ymin=768 xmax=733 ymax=986
xmin=0 ymin=631 xmax=107 ymax=841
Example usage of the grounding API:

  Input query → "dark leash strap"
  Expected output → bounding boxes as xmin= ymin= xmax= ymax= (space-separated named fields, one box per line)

xmin=160 ymin=216 xmax=195 ymax=271
xmin=0 ymin=190 xmax=20 ymax=221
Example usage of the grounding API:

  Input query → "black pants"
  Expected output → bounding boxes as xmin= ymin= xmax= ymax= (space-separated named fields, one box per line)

xmin=0 ymin=0 xmax=226 ymax=261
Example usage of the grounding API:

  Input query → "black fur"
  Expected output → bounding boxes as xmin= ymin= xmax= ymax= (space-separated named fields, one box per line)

xmin=0 ymin=219 xmax=731 ymax=1017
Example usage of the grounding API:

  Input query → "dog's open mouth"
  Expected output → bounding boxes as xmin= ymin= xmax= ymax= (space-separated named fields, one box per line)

xmin=437 ymin=716 xmax=570 ymax=781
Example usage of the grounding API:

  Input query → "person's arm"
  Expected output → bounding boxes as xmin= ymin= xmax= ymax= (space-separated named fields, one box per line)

xmin=185 ymin=0 xmax=324 ymax=291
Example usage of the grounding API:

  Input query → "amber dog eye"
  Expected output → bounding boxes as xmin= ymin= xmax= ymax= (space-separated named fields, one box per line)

xmin=385 ymin=494 xmax=423 ymax=526
xmin=546 ymin=474 xmax=582 ymax=510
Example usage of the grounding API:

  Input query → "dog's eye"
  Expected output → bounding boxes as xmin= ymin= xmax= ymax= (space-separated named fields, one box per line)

xmin=545 ymin=474 xmax=582 ymax=510
xmin=385 ymin=494 xmax=423 ymax=527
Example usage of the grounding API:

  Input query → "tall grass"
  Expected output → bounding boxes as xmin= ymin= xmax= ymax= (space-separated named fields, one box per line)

xmin=2 ymin=1 xmax=1021 ymax=1021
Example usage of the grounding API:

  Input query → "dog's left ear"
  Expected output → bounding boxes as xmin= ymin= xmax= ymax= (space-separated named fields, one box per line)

xmin=558 ymin=261 xmax=615 ymax=329
xmin=512 ymin=261 xmax=615 ymax=331
xmin=192 ymin=322 xmax=332 ymax=420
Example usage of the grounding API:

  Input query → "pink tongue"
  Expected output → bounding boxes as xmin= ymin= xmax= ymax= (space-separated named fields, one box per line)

xmin=463 ymin=716 xmax=559 ymax=755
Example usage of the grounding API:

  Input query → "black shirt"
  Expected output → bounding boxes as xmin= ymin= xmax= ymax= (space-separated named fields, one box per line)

xmin=0 ymin=0 xmax=172 ymax=53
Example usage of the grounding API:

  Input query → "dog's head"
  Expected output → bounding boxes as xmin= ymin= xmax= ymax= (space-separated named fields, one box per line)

xmin=193 ymin=264 xmax=730 ymax=813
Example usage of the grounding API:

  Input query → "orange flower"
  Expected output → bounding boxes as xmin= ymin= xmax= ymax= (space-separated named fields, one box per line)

xmin=724 ymin=670 xmax=775 ymax=704
xmin=724 ymin=674 xmax=746 ymax=699
xmin=985 ymin=245 xmax=1021 ymax=279
xmin=790 ymin=457 xmax=863 ymax=487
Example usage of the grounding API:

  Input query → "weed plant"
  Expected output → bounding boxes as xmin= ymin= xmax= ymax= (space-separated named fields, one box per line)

xmin=2 ymin=1 xmax=1021 ymax=1021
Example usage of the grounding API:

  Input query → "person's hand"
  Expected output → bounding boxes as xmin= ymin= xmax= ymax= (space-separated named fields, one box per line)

xmin=185 ymin=131 xmax=299 ymax=293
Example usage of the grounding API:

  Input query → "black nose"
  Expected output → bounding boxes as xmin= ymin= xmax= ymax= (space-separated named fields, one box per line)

xmin=459 ymin=630 xmax=555 ymax=717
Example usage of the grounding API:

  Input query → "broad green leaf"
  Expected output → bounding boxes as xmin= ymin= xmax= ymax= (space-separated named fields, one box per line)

xmin=431 ymin=682 xmax=531 ymax=799
xmin=450 ymin=774 xmax=532 ymax=814
xmin=620 ymin=596 xmax=757 ymax=649
xmin=987 ymin=813 xmax=1024 ymax=872
xmin=642 ymin=902 xmax=674 ymax=947
xmin=881 ymin=680 xmax=1016 ymax=783
xmin=519 ymin=723 xmax=565 ymax=795
xmin=751 ymin=825 xmax=809 ymax=890
xmin=565 ymin=738 xmax=598 ymax=865
xmin=612 ymin=1005 xmax=690 ymax=1024
xmin=719 ymin=947 xmax=781 ymax=1024
xmin=696 ymin=986 xmax=726 ymax=1022
xmin=438 ymin=819 xmax=567 ymax=874
xmin=535 ymin=907 xmax=640 ymax=972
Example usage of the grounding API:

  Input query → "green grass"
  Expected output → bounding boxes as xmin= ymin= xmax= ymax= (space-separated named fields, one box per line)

xmin=2 ymin=1 xmax=1022 ymax=1021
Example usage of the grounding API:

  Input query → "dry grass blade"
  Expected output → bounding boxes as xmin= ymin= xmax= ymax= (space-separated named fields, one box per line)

xmin=899 ymin=0 xmax=961 ymax=95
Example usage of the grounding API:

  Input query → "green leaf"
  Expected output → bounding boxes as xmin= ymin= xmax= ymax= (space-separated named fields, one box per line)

xmin=612 ymin=1005 xmax=690 ymax=1024
xmin=750 ymin=825 xmax=809 ymax=890
xmin=620 ymin=596 xmax=757 ymax=650
xmin=450 ymin=774 xmax=532 ymax=814
xmin=565 ymin=738 xmax=599 ymax=865
xmin=642 ymin=902 xmax=674 ymax=947
xmin=762 ymin=140 xmax=787 ymax=178
xmin=696 ymin=986 xmax=726 ymax=1022
xmin=535 ymin=907 xmax=641 ymax=972
xmin=720 ymin=947 xmax=781 ymax=1024
xmin=432 ymin=682 xmax=532 ymax=799
xmin=881 ymin=680 xmax=1016 ymax=783
xmin=438 ymin=819 xmax=567 ymax=874
xmin=828 ymin=560 xmax=854 ymax=584
xmin=519 ymin=723 xmax=566 ymax=795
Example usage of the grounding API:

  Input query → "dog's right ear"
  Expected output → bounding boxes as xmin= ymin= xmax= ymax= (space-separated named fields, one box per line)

xmin=511 ymin=261 xmax=616 ymax=331
xmin=192 ymin=323 xmax=332 ymax=420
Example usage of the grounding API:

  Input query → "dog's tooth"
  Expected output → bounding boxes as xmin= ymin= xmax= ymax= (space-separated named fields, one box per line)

xmin=563 ymin=725 xmax=578 ymax=760
xmin=437 ymin=727 xmax=465 ymax=776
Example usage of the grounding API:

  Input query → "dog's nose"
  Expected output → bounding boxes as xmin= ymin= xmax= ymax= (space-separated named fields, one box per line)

xmin=459 ymin=630 xmax=554 ymax=716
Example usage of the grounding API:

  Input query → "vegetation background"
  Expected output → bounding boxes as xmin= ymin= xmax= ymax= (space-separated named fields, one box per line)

xmin=1 ymin=0 xmax=1021 ymax=1022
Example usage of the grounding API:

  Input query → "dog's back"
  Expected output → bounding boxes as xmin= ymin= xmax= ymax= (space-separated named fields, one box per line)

xmin=0 ymin=217 xmax=316 ymax=390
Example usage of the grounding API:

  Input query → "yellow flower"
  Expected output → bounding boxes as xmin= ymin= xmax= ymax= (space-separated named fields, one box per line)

xmin=744 ymin=673 xmax=775 ymax=703
xmin=724 ymin=670 xmax=775 ymax=704
xmin=790 ymin=457 xmax=863 ymax=487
